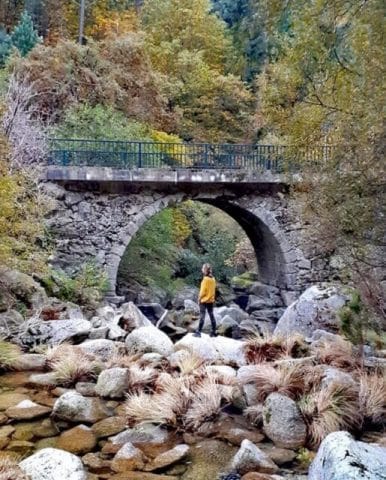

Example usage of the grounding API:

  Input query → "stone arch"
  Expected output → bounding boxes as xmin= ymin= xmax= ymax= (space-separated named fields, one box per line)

xmin=108 ymin=193 xmax=298 ymax=296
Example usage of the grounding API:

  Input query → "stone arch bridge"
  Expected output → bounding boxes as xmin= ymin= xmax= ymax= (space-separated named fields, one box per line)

xmin=45 ymin=139 xmax=333 ymax=302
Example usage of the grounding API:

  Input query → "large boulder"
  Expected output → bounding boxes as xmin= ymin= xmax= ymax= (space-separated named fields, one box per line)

xmin=274 ymin=284 xmax=350 ymax=337
xmin=215 ymin=305 xmax=249 ymax=324
xmin=172 ymin=286 xmax=199 ymax=309
xmin=52 ymin=391 xmax=111 ymax=423
xmin=17 ymin=318 xmax=91 ymax=348
xmin=19 ymin=447 xmax=87 ymax=480
xmin=174 ymin=333 xmax=246 ymax=366
xmin=120 ymin=302 xmax=152 ymax=330
xmin=262 ymin=393 xmax=307 ymax=449
xmin=78 ymin=339 xmax=121 ymax=361
xmin=309 ymin=431 xmax=386 ymax=480
xmin=0 ymin=309 xmax=24 ymax=338
xmin=125 ymin=325 xmax=173 ymax=356
xmin=0 ymin=269 xmax=47 ymax=310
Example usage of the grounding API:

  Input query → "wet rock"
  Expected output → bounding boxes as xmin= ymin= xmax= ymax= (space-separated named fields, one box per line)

xmin=0 ymin=392 xmax=30 ymax=410
xmin=181 ymin=439 xmax=237 ymax=480
xmin=17 ymin=318 xmax=91 ymax=348
xmin=145 ymin=444 xmax=190 ymax=471
xmin=92 ymin=416 xmax=127 ymax=438
xmin=6 ymin=439 xmax=34 ymax=455
xmin=274 ymin=284 xmax=350 ymax=337
xmin=19 ymin=447 xmax=87 ymax=480
xmin=34 ymin=418 xmax=59 ymax=438
xmin=52 ymin=391 xmax=111 ymax=423
xmin=78 ymin=339 xmax=120 ymax=362
xmin=57 ymin=424 xmax=97 ymax=454
xmin=0 ymin=425 xmax=15 ymax=449
xmin=263 ymin=393 xmax=306 ymax=449
xmin=217 ymin=427 xmax=264 ymax=446
xmin=309 ymin=431 xmax=386 ymax=480
xmin=126 ymin=325 xmax=173 ymax=356
xmin=6 ymin=400 xmax=51 ymax=420
xmin=95 ymin=368 xmax=129 ymax=398
xmin=111 ymin=442 xmax=146 ymax=472
xmin=231 ymin=439 xmax=279 ymax=475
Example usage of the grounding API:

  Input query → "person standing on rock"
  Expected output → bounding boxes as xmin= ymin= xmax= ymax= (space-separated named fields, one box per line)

xmin=194 ymin=263 xmax=217 ymax=337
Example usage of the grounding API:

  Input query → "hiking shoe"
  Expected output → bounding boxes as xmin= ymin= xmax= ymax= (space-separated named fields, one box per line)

xmin=210 ymin=331 xmax=218 ymax=337
xmin=193 ymin=331 xmax=201 ymax=337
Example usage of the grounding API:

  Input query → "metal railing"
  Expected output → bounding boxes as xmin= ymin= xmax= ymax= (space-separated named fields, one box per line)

xmin=48 ymin=139 xmax=333 ymax=172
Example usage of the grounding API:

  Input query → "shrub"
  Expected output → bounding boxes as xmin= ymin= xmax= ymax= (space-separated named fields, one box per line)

xmin=0 ymin=339 xmax=21 ymax=370
xmin=299 ymin=382 xmax=361 ymax=448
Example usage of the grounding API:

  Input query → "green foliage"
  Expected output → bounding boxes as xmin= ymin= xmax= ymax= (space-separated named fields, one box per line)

xmin=54 ymin=104 xmax=153 ymax=141
xmin=11 ymin=10 xmax=41 ymax=56
xmin=0 ymin=29 xmax=12 ymax=66
xmin=0 ymin=338 xmax=21 ymax=369
xmin=43 ymin=262 xmax=109 ymax=308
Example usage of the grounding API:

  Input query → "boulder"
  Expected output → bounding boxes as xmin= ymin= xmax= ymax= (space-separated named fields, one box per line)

xmin=78 ymin=339 xmax=120 ymax=361
xmin=95 ymin=368 xmax=129 ymax=398
xmin=215 ymin=306 xmax=249 ymax=324
xmin=217 ymin=315 xmax=239 ymax=336
xmin=92 ymin=416 xmax=127 ymax=439
xmin=145 ymin=444 xmax=190 ymax=471
xmin=15 ymin=353 xmax=46 ymax=371
xmin=19 ymin=447 xmax=87 ymax=480
xmin=125 ymin=325 xmax=173 ymax=356
xmin=57 ymin=425 xmax=97 ymax=454
xmin=309 ymin=431 xmax=386 ymax=480
xmin=274 ymin=284 xmax=350 ymax=337
xmin=111 ymin=442 xmax=146 ymax=472
xmin=138 ymin=303 xmax=166 ymax=323
xmin=6 ymin=400 xmax=51 ymax=420
xmin=1 ymin=269 xmax=47 ymax=310
xmin=0 ymin=309 xmax=24 ymax=338
xmin=52 ymin=391 xmax=111 ymax=423
xmin=120 ymin=302 xmax=153 ymax=330
xmin=246 ymin=295 xmax=278 ymax=313
xmin=17 ymin=318 xmax=91 ymax=348
xmin=184 ymin=300 xmax=200 ymax=315
xmin=175 ymin=333 xmax=246 ymax=366
xmin=172 ymin=286 xmax=199 ymax=309
xmin=320 ymin=367 xmax=356 ymax=390
xmin=262 ymin=393 xmax=306 ymax=449
xmin=231 ymin=439 xmax=279 ymax=475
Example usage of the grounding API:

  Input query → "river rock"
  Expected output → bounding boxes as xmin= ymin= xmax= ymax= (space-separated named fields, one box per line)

xmin=145 ymin=444 xmax=190 ymax=471
xmin=274 ymin=284 xmax=350 ymax=337
xmin=120 ymin=302 xmax=152 ymax=329
xmin=309 ymin=431 xmax=386 ymax=480
xmin=231 ymin=439 xmax=279 ymax=475
xmin=0 ymin=392 xmax=30 ymax=410
xmin=92 ymin=416 xmax=127 ymax=438
xmin=95 ymin=368 xmax=129 ymax=398
xmin=111 ymin=442 xmax=146 ymax=472
xmin=78 ymin=339 xmax=120 ymax=361
xmin=19 ymin=447 xmax=87 ymax=480
xmin=57 ymin=425 xmax=97 ymax=454
xmin=6 ymin=400 xmax=51 ymax=420
xmin=17 ymin=318 xmax=91 ymax=348
xmin=15 ymin=353 xmax=46 ymax=371
xmin=172 ymin=286 xmax=199 ymax=309
xmin=262 ymin=393 xmax=306 ymax=449
xmin=215 ymin=306 xmax=249 ymax=323
xmin=52 ymin=391 xmax=111 ymax=423
xmin=125 ymin=325 xmax=173 ymax=356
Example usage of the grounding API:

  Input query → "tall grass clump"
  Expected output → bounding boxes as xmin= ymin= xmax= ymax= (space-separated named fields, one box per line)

xmin=244 ymin=333 xmax=309 ymax=364
xmin=358 ymin=371 xmax=386 ymax=427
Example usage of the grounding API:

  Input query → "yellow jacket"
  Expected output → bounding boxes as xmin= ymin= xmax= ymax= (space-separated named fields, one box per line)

xmin=199 ymin=275 xmax=216 ymax=303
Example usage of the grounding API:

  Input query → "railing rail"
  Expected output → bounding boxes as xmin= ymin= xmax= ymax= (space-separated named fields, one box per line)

xmin=47 ymin=139 xmax=333 ymax=172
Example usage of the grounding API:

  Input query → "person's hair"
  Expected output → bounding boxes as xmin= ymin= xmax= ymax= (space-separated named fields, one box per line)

xmin=202 ymin=263 xmax=213 ymax=276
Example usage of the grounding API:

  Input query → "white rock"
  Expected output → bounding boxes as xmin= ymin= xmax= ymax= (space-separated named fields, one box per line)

xmin=78 ymin=339 xmax=120 ymax=361
xmin=95 ymin=368 xmax=129 ymax=398
xmin=309 ymin=431 xmax=386 ymax=480
xmin=52 ymin=391 xmax=110 ymax=423
xmin=274 ymin=284 xmax=350 ymax=337
xmin=125 ymin=325 xmax=173 ymax=356
xmin=19 ymin=448 xmax=87 ymax=480
xmin=18 ymin=318 xmax=91 ymax=347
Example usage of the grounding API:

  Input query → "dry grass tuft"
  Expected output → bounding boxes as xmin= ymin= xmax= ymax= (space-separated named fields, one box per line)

xmin=176 ymin=352 xmax=206 ymax=375
xmin=244 ymin=332 xmax=308 ymax=364
xmin=299 ymin=381 xmax=361 ymax=447
xmin=0 ymin=339 xmax=21 ymax=370
xmin=50 ymin=346 xmax=101 ymax=387
xmin=313 ymin=337 xmax=360 ymax=370
xmin=127 ymin=364 xmax=158 ymax=392
xmin=106 ymin=353 xmax=142 ymax=369
xmin=358 ymin=371 xmax=386 ymax=426
xmin=244 ymin=404 xmax=264 ymax=426
xmin=238 ymin=363 xmax=307 ymax=401
xmin=0 ymin=456 xmax=28 ymax=480
xmin=184 ymin=376 xmax=223 ymax=429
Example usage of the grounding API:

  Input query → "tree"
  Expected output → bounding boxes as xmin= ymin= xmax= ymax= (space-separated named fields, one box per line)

xmin=257 ymin=0 xmax=385 ymax=305
xmin=10 ymin=10 xmax=41 ymax=57
xmin=0 ymin=29 xmax=12 ymax=66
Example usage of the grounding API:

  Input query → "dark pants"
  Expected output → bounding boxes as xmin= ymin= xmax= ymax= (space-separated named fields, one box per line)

xmin=198 ymin=302 xmax=216 ymax=333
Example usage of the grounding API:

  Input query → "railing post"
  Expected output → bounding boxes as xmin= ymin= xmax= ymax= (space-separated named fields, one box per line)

xmin=138 ymin=142 xmax=142 ymax=168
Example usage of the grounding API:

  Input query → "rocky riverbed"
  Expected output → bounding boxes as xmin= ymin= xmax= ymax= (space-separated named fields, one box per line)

xmin=0 ymin=279 xmax=385 ymax=480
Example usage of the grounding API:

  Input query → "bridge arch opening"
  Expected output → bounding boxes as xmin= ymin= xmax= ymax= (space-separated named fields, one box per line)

xmin=112 ymin=196 xmax=291 ymax=305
